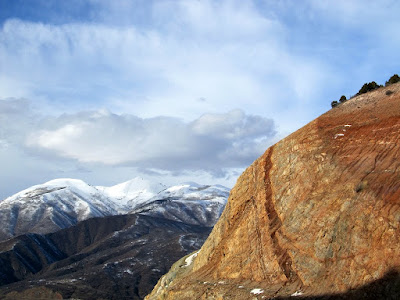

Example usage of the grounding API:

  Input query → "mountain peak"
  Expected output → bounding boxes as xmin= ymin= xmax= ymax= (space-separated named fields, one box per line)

xmin=43 ymin=178 xmax=88 ymax=186
xmin=3 ymin=178 xmax=96 ymax=203
xmin=96 ymin=177 xmax=167 ymax=207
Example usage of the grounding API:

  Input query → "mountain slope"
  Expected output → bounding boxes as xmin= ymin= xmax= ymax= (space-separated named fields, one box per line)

xmin=146 ymin=83 xmax=400 ymax=299
xmin=131 ymin=183 xmax=229 ymax=227
xmin=0 ymin=214 xmax=211 ymax=300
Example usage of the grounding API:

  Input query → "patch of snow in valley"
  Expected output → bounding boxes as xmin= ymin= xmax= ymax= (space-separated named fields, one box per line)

xmin=124 ymin=269 xmax=133 ymax=275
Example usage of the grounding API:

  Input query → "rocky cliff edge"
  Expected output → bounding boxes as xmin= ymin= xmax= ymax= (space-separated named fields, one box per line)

xmin=146 ymin=82 xmax=400 ymax=299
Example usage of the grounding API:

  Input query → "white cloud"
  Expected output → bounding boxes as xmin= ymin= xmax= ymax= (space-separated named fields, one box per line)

xmin=0 ymin=0 xmax=328 ymax=129
xmin=1 ymin=98 xmax=275 ymax=172
xmin=191 ymin=109 xmax=274 ymax=140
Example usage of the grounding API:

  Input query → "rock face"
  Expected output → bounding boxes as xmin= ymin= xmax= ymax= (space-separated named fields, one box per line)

xmin=146 ymin=83 xmax=400 ymax=299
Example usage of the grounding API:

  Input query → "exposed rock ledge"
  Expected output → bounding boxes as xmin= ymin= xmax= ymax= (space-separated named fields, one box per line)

xmin=146 ymin=82 xmax=400 ymax=299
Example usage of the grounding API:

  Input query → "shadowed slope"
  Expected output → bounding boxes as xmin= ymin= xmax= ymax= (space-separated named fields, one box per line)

xmin=0 ymin=214 xmax=211 ymax=300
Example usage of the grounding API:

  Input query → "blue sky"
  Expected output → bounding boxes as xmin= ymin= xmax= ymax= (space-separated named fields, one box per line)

xmin=1 ymin=0 xmax=400 ymax=199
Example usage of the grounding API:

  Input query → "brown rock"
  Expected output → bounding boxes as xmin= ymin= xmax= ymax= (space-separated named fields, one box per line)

xmin=4 ymin=286 xmax=63 ymax=299
xmin=146 ymin=83 xmax=400 ymax=299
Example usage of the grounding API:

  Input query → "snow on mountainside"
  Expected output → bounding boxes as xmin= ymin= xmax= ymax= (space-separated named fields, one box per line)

xmin=0 ymin=178 xmax=229 ymax=242
xmin=131 ymin=183 xmax=230 ymax=227
xmin=96 ymin=177 xmax=167 ymax=209
xmin=154 ymin=182 xmax=228 ymax=203
xmin=0 ymin=179 xmax=121 ymax=242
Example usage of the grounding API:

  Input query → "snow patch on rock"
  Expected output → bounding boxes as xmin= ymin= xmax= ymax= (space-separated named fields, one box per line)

xmin=250 ymin=288 xmax=264 ymax=295
xmin=291 ymin=291 xmax=304 ymax=296
xmin=184 ymin=250 xmax=200 ymax=267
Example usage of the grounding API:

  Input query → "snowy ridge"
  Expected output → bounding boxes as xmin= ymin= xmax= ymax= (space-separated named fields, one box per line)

xmin=0 ymin=178 xmax=121 ymax=242
xmin=0 ymin=178 xmax=229 ymax=241
xmin=130 ymin=183 xmax=230 ymax=227
xmin=96 ymin=177 xmax=167 ymax=208
xmin=2 ymin=178 xmax=120 ymax=218
xmin=152 ymin=182 xmax=228 ymax=204
xmin=8 ymin=178 xmax=99 ymax=200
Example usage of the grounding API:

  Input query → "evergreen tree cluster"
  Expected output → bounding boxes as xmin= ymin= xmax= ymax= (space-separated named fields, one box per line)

xmin=331 ymin=74 xmax=399 ymax=108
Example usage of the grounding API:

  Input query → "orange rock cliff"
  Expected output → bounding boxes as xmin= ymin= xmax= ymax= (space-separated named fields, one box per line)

xmin=146 ymin=82 xmax=400 ymax=299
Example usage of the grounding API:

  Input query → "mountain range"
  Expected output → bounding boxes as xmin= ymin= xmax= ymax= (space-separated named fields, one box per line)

xmin=0 ymin=178 xmax=229 ymax=299
xmin=0 ymin=178 xmax=229 ymax=242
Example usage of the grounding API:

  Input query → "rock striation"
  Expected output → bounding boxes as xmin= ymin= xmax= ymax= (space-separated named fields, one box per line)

xmin=146 ymin=82 xmax=400 ymax=299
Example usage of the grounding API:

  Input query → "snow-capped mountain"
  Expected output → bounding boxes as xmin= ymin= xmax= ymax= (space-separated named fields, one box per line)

xmin=0 ymin=178 xmax=229 ymax=242
xmin=0 ymin=179 xmax=120 ymax=241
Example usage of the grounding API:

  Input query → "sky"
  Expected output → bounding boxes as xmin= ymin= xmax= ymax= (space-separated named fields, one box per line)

xmin=1 ymin=0 xmax=400 ymax=199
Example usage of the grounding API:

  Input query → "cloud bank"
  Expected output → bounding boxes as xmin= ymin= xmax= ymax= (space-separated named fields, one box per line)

xmin=1 ymin=99 xmax=275 ymax=173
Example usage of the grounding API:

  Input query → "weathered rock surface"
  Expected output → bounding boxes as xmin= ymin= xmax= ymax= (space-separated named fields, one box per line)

xmin=3 ymin=286 xmax=63 ymax=300
xmin=146 ymin=83 xmax=400 ymax=299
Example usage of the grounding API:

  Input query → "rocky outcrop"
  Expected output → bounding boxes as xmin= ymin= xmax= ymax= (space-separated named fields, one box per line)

xmin=3 ymin=286 xmax=63 ymax=300
xmin=146 ymin=83 xmax=400 ymax=299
